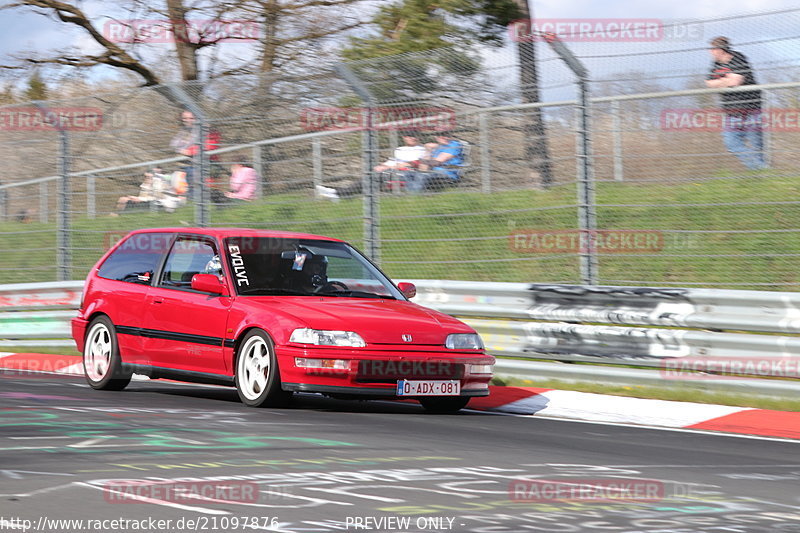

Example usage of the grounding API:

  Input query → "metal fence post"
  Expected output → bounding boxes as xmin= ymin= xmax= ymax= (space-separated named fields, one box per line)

xmin=57 ymin=132 xmax=71 ymax=281
xmin=252 ymin=145 xmax=263 ymax=199
xmin=87 ymin=174 xmax=96 ymax=219
xmin=479 ymin=111 xmax=492 ymax=193
xmin=39 ymin=182 xmax=48 ymax=224
xmin=542 ymin=34 xmax=597 ymax=285
xmin=0 ymin=185 xmax=6 ymax=221
xmin=762 ymin=90 xmax=773 ymax=168
xmin=312 ymin=137 xmax=323 ymax=195
xmin=388 ymin=130 xmax=398 ymax=163
xmin=335 ymin=62 xmax=380 ymax=263
xmin=577 ymin=79 xmax=598 ymax=285
xmin=167 ymin=85 xmax=209 ymax=227
xmin=611 ymin=100 xmax=624 ymax=181
xmin=34 ymin=102 xmax=71 ymax=281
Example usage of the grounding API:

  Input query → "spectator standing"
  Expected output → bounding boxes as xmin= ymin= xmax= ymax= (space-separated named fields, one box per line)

xmin=704 ymin=36 xmax=767 ymax=170
xmin=170 ymin=110 xmax=222 ymax=197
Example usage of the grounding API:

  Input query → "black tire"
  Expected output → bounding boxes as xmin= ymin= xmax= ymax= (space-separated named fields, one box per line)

xmin=234 ymin=329 xmax=291 ymax=407
xmin=419 ymin=397 xmax=470 ymax=413
xmin=83 ymin=315 xmax=131 ymax=391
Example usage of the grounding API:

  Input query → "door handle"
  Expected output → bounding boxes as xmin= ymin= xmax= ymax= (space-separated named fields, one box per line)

xmin=153 ymin=298 xmax=163 ymax=304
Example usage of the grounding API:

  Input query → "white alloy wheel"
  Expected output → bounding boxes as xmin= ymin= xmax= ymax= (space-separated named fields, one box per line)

xmin=237 ymin=335 xmax=272 ymax=401
xmin=82 ymin=315 xmax=131 ymax=391
xmin=234 ymin=329 xmax=289 ymax=407
xmin=85 ymin=322 xmax=112 ymax=382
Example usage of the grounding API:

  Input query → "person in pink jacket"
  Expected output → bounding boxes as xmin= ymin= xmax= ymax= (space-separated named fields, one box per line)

xmin=225 ymin=162 xmax=258 ymax=202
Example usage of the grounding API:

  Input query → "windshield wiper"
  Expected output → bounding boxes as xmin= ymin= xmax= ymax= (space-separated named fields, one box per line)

xmin=238 ymin=288 xmax=309 ymax=296
xmin=315 ymin=290 xmax=395 ymax=299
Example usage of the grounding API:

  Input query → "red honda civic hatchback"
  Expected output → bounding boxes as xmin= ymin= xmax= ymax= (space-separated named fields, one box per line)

xmin=72 ymin=228 xmax=494 ymax=412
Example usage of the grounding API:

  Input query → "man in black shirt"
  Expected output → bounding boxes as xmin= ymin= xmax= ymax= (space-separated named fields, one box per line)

xmin=704 ymin=36 xmax=767 ymax=170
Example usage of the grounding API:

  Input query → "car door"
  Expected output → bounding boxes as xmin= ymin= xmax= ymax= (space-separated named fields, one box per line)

xmin=142 ymin=234 xmax=232 ymax=375
xmin=94 ymin=231 xmax=174 ymax=365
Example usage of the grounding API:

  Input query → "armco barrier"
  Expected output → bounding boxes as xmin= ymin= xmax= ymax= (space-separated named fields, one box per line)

xmin=0 ymin=281 xmax=82 ymax=346
xmin=409 ymin=280 xmax=800 ymax=379
xmin=3 ymin=280 xmax=800 ymax=383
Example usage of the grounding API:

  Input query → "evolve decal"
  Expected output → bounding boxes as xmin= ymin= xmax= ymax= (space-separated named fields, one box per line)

xmin=227 ymin=245 xmax=250 ymax=286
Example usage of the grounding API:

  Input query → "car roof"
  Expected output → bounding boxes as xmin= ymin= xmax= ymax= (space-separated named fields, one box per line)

xmin=128 ymin=227 xmax=346 ymax=242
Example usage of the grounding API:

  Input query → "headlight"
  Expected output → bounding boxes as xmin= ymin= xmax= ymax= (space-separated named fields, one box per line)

xmin=445 ymin=333 xmax=484 ymax=350
xmin=468 ymin=364 xmax=494 ymax=375
xmin=290 ymin=328 xmax=366 ymax=348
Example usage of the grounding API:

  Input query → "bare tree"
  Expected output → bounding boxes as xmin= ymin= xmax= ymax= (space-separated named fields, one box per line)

xmin=511 ymin=0 xmax=553 ymax=188
xmin=1 ymin=0 xmax=367 ymax=85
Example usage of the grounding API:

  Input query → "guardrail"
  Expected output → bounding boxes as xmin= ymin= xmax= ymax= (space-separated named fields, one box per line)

xmin=0 ymin=281 xmax=82 ymax=346
xmin=409 ymin=280 xmax=800 ymax=380
xmin=3 ymin=280 xmax=800 ymax=388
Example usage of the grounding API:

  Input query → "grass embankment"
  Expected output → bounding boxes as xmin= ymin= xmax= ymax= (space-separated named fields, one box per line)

xmin=2 ymin=172 xmax=798 ymax=286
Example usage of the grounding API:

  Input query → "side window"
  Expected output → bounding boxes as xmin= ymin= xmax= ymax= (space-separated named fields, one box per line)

xmin=97 ymin=233 xmax=172 ymax=285
xmin=327 ymin=256 xmax=366 ymax=280
xmin=159 ymin=236 xmax=219 ymax=290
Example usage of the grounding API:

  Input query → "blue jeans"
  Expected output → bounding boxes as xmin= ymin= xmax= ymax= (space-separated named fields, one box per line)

xmin=722 ymin=113 xmax=767 ymax=170
xmin=403 ymin=171 xmax=458 ymax=193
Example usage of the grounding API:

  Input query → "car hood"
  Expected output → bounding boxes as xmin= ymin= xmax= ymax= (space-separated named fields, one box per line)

xmin=242 ymin=297 xmax=474 ymax=345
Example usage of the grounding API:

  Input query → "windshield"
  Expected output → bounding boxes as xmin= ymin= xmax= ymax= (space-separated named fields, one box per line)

xmin=224 ymin=237 xmax=403 ymax=299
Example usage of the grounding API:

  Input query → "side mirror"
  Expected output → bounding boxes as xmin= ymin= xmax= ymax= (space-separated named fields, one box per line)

xmin=191 ymin=274 xmax=229 ymax=296
xmin=397 ymin=282 xmax=416 ymax=299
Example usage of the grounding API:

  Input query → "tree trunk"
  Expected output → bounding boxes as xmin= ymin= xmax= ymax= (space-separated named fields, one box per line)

xmin=513 ymin=0 xmax=553 ymax=188
xmin=167 ymin=0 xmax=199 ymax=82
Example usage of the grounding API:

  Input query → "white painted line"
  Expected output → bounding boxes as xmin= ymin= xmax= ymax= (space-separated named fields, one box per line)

xmin=76 ymin=482 xmax=230 ymax=515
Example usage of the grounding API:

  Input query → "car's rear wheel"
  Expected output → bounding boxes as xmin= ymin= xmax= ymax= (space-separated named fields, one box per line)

xmin=83 ymin=316 xmax=131 ymax=391
xmin=235 ymin=329 xmax=290 ymax=407
xmin=419 ymin=397 xmax=470 ymax=413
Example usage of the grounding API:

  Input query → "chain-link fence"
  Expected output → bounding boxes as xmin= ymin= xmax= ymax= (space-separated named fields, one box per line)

xmin=2 ymin=7 xmax=800 ymax=289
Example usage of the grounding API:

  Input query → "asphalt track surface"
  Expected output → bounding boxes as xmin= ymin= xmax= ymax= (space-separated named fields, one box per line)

xmin=1 ymin=373 xmax=800 ymax=533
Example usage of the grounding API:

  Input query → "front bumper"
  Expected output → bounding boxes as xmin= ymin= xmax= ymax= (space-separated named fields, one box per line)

xmin=276 ymin=345 xmax=494 ymax=397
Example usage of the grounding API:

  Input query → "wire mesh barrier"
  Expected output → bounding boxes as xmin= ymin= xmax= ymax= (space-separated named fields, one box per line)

xmin=2 ymin=7 xmax=800 ymax=288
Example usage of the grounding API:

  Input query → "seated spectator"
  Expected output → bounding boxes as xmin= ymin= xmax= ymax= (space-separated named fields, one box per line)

xmin=158 ymin=170 xmax=190 ymax=212
xmin=16 ymin=208 xmax=35 ymax=223
xmin=404 ymin=133 xmax=464 ymax=193
xmin=110 ymin=170 xmax=165 ymax=216
xmin=315 ymin=135 xmax=429 ymax=200
xmin=224 ymin=161 xmax=258 ymax=203
xmin=375 ymin=135 xmax=427 ymax=172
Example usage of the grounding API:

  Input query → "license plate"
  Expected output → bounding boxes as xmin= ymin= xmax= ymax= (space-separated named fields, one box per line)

xmin=396 ymin=380 xmax=461 ymax=396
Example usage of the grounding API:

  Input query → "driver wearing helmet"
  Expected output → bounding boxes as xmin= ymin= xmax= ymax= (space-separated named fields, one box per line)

xmin=204 ymin=254 xmax=223 ymax=277
xmin=282 ymin=251 xmax=329 ymax=293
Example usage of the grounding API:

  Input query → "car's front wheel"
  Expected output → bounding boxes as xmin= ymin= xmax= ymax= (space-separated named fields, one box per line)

xmin=83 ymin=315 xmax=131 ymax=391
xmin=235 ymin=329 xmax=291 ymax=407
xmin=419 ymin=396 xmax=470 ymax=413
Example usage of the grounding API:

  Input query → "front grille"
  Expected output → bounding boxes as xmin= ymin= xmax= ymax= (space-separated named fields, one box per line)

xmin=355 ymin=360 xmax=464 ymax=384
